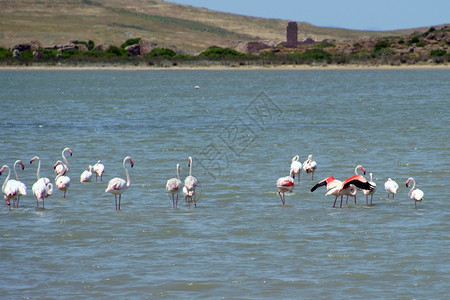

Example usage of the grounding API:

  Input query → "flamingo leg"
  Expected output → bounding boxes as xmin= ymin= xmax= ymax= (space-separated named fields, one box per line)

xmin=36 ymin=197 xmax=39 ymax=208
xmin=278 ymin=191 xmax=285 ymax=205
xmin=354 ymin=195 xmax=357 ymax=205
xmin=63 ymin=190 xmax=66 ymax=198
xmin=115 ymin=195 xmax=118 ymax=210
xmin=176 ymin=193 xmax=179 ymax=208
xmin=366 ymin=195 xmax=368 ymax=205
xmin=42 ymin=198 xmax=45 ymax=209
xmin=118 ymin=194 xmax=121 ymax=210
xmin=333 ymin=196 xmax=338 ymax=208
xmin=340 ymin=196 xmax=343 ymax=208
xmin=370 ymin=194 xmax=373 ymax=205
xmin=194 ymin=193 xmax=197 ymax=208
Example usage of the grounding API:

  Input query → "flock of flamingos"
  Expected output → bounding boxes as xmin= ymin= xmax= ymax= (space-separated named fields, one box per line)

xmin=1 ymin=148 xmax=424 ymax=211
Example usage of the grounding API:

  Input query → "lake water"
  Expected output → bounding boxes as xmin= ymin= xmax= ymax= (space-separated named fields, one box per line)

xmin=0 ymin=68 xmax=449 ymax=299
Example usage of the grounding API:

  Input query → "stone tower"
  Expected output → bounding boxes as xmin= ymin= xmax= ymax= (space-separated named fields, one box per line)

xmin=286 ymin=22 xmax=298 ymax=45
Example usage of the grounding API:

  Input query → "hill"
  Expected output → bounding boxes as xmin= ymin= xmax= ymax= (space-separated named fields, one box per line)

xmin=0 ymin=0 xmax=433 ymax=54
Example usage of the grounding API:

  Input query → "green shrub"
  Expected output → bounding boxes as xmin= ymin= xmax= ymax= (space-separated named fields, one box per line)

xmin=199 ymin=46 xmax=245 ymax=57
xmin=42 ymin=49 xmax=59 ymax=59
xmin=374 ymin=40 xmax=391 ymax=50
xmin=409 ymin=36 xmax=420 ymax=44
xmin=19 ymin=49 xmax=33 ymax=59
xmin=106 ymin=45 xmax=129 ymax=57
xmin=290 ymin=49 xmax=331 ymax=60
xmin=415 ymin=41 xmax=426 ymax=47
xmin=61 ymin=49 xmax=81 ymax=59
xmin=146 ymin=48 xmax=177 ymax=58
xmin=0 ymin=47 xmax=12 ymax=58
xmin=430 ymin=49 xmax=447 ymax=56
xmin=121 ymin=38 xmax=141 ymax=48
xmin=313 ymin=41 xmax=335 ymax=49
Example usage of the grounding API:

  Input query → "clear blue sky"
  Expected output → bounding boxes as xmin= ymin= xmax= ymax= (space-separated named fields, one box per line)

xmin=167 ymin=0 xmax=449 ymax=31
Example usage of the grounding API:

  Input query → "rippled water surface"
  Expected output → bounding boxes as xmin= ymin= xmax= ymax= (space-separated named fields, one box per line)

xmin=1 ymin=69 xmax=449 ymax=298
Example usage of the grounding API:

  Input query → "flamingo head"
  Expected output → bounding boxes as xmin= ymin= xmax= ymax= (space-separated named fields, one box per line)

xmin=19 ymin=161 xmax=25 ymax=170
xmin=54 ymin=160 xmax=62 ymax=169
xmin=4 ymin=199 xmax=10 ymax=206
xmin=97 ymin=160 xmax=101 ymax=164
xmin=405 ymin=178 xmax=412 ymax=187
xmin=68 ymin=148 xmax=73 ymax=156
xmin=129 ymin=158 xmax=134 ymax=168
xmin=187 ymin=157 xmax=192 ymax=167
xmin=360 ymin=166 xmax=366 ymax=175
xmin=0 ymin=165 xmax=5 ymax=175
xmin=30 ymin=156 xmax=39 ymax=164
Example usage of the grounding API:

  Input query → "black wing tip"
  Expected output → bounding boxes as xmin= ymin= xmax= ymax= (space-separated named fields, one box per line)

xmin=311 ymin=180 xmax=326 ymax=192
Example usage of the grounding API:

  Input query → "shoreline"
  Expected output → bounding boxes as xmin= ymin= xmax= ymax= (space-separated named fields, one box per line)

xmin=1 ymin=63 xmax=449 ymax=71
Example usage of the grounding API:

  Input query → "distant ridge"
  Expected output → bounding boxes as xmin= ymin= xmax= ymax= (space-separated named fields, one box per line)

xmin=0 ymin=0 xmax=439 ymax=53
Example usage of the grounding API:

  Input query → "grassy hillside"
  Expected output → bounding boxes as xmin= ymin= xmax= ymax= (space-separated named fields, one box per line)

xmin=0 ymin=0 xmax=436 ymax=53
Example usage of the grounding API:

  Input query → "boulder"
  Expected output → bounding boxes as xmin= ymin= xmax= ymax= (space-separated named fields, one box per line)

xmin=33 ymin=51 xmax=43 ymax=59
xmin=30 ymin=40 xmax=41 ymax=51
xmin=11 ymin=44 xmax=30 ymax=52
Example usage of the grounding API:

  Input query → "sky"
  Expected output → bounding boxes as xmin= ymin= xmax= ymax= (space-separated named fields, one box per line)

xmin=167 ymin=0 xmax=449 ymax=31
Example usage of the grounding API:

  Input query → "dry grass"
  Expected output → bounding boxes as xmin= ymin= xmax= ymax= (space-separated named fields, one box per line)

xmin=0 ymin=0 xmax=431 ymax=53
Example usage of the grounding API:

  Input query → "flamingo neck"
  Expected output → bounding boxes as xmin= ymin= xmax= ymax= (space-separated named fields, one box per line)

xmin=408 ymin=179 xmax=415 ymax=197
xmin=124 ymin=160 xmax=131 ymax=188
xmin=177 ymin=165 xmax=180 ymax=180
xmin=36 ymin=158 xmax=41 ymax=180
xmin=13 ymin=161 xmax=20 ymax=180
xmin=354 ymin=165 xmax=361 ymax=175
xmin=62 ymin=150 xmax=70 ymax=172
xmin=2 ymin=166 xmax=11 ymax=193
xmin=189 ymin=158 xmax=193 ymax=176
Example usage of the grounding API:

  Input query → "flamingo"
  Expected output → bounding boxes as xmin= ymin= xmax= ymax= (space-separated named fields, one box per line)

xmin=12 ymin=160 xmax=27 ymax=207
xmin=30 ymin=156 xmax=53 ymax=208
xmin=276 ymin=170 xmax=295 ymax=205
xmin=93 ymin=160 xmax=105 ymax=182
xmin=80 ymin=165 xmax=93 ymax=182
xmin=302 ymin=155 xmax=317 ymax=180
xmin=363 ymin=172 xmax=377 ymax=205
xmin=54 ymin=161 xmax=70 ymax=198
xmin=345 ymin=164 xmax=367 ymax=204
xmin=0 ymin=165 xmax=19 ymax=211
xmin=406 ymin=177 xmax=424 ymax=208
xmin=105 ymin=156 xmax=134 ymax=210
xmin=54 ymin=147 xmax=72 ymax=176
xmin=338 ymin=174 xmax=375 ymax=203
xmin=384 ymin=178 xmax=399 ymax=198
xmin=311 ymin=176 xmax=356 ymax=208
xmin=183 ymin=156 xmax=198 ymax=208
xmin=290 ymin=155 xmax=302 ymax=182
xmin=166 ymin=164 xmax=182 ymax=209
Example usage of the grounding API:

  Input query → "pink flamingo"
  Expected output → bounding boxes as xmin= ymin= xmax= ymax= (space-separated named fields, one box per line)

xmin=93 ymin=160 xmax=105 ymax=182
xmin=276 ymin=170 xmax=295 ymax=205
xmin=290 ymin=155 xmax=302 ymax=182
xmin=183 ymin=157 xmax=198 ymax=208
xmin=363 ymin=172 xmax=377 ymax=205
xmin=338 ymin=174 xmax=375 ymax=206
xmin=345 ymin=164 xmax=367 ymax=204
xmin=30 ymin=156 xmax=53 ymax=208
xmin=311 ymin=176 xmax=356 ymax=208
xmin=302 ymin=155 xmax=317 ymax=180
xmin=54 ymin=147 xmax=72 ymax=176
xmin=0 ymin=165 xmax=19 ymax=211
xmin=54 ymin=163 xmax=71 ymax=198
xmin=12 ymin=160 xmax=27 ymax=207
xmin=80 ymin=165 xmax=93 ymax=182
xmin=105 ymin=156 xmax=134 ymax=210
xmin=166 ymin=164 xmax=182 ymax=208
xmin=384 ymin=178 xmax=399 ymax=198
xmin=406 ymin=177 xmax=424 ymax=208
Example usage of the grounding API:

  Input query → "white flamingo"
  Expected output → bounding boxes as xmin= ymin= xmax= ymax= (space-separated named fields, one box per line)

xmin=93 ymin=160 xmax=105 ymax=182
xmin=0 ymin=165 xmax=19 ymax=211
xmin=30 ymin=156 xmax=53 ymax=208
xmin=384 ymin=178 xmax=399 ymax=198
xmin=166 ymin=164 xmax=182 ymax=209
xmin=290 ymin=155 xmax=302 ymax=182
xmin=80 ymin=165 xmax=93 ymax=182
xmin=406 ymin=177 xmax=424 ymax=208
xmin=54 ymin=161 xmax=70 ymax=198
xmin=276 ymin=170 xmax=295 ymax=205
xmin=183 ymin=156 xmax=198 ymax=208
xmin=302 ymin=155 xmax=317 ymax=180
xmin=54 ymin=147 xmax=72 ymax=176
xmin=12 ymin=160 xmax=27 ymax=207
xmin=363 ymin=172 xmax=377 ymax=205
xmin=105 ymin=156 xmax=134 ymax=210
